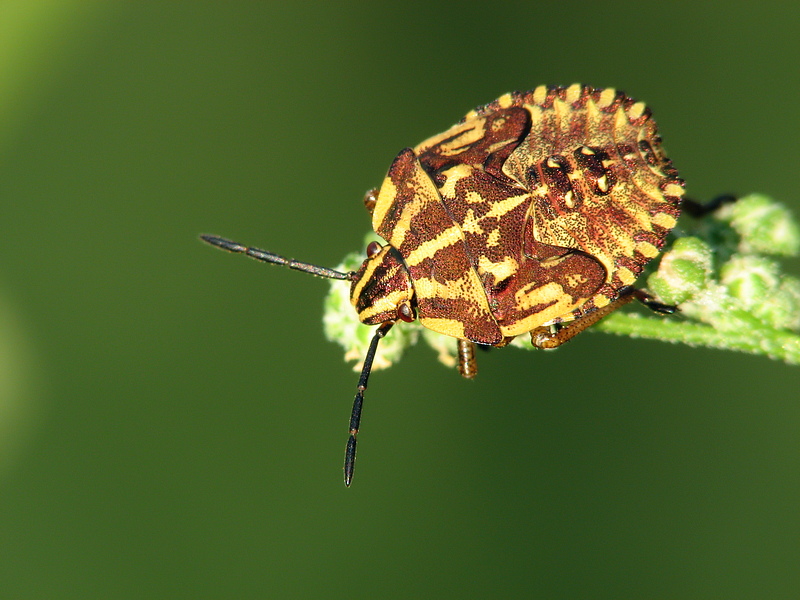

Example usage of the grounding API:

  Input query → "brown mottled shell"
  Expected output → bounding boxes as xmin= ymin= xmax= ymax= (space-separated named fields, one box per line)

xmin=371 ymin=84 xmax=683 ymax=345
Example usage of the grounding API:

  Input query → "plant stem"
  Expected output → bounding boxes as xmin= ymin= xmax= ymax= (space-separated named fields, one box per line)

xmin=596 ymin=312 xmax=800 ymax=365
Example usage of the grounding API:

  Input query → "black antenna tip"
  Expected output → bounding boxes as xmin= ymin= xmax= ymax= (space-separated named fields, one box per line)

xmin=200 ymin=235 xmax=245 ymax=253
xmin=344 ymin=435 xmax=357 ymax=487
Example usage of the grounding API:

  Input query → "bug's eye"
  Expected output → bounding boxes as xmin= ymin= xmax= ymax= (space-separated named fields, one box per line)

xmin=366 ymin=241 xmax=382 ymax=258
xmin=396 ymin=303 xmax=416 ymax=323
xmin=363 ymin=188 xmax=378 ymax=214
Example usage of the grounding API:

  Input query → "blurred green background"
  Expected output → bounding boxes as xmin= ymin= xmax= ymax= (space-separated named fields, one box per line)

xmin=1 ymin=1 xmax=799 ymax=597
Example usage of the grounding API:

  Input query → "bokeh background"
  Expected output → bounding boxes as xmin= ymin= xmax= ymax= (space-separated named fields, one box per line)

xmin=1 ymin=2 xmax=799 ymax=597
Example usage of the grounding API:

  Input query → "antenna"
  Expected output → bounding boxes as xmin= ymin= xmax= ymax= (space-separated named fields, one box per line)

xmin=201 ymin=234 xmax=389 ymax=487
xmin=344 ymin=320 xmax=394 ymax=486
xmin=200 ymin=235 xmax=355 ymax=281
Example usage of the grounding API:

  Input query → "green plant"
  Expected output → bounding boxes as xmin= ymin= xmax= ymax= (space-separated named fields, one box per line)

xmin=324 ymin=194 xmax=800 ymax=369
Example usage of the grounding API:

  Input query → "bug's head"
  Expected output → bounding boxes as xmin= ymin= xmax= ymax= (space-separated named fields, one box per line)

xmin=350 ymin=241 xmax=416 ymax=325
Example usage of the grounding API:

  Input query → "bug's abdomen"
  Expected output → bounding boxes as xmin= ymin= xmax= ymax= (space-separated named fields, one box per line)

xmin=490 ymin=85 xmax=684 ymax=314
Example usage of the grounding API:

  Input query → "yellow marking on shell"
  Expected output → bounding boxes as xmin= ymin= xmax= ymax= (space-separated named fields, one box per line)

xmin=487 ymin=140 xmax=512 ymax=154
xmin=663 ymin=182 xmax=684 ymax=197
xmin=552 ymin=98 xmax=569 ymax=130
xmin=373 ymin=153 xmax=445 ymax=251
xmin=580 ymin=145 xmax=595 ymax=155
xmin=540 ymin=253 xmax=572 ymax=268
xmin=465 ymin=190 xmax=486 ymax=204
xmin=613 ymin=230 xmax=636 ymax=257
xmin=349 ymin=248 xmax=403 ymax=303
xmin=565 ymin=84 xmax=582 ymax=104
xmin=414 ymin=117 xmax=486 ymax=156
xmin=477 ymin=255 xmax=519 ymax=282
xmin=482 ymin=192 xmax=529 ymax=219
xmin=585 ymin=94 xmax=601 ymax=123
xmin=379 ymin=189 xmax=422 ymax=250
xmin=617 ymin=267 xmax=636 ymax=286
xmin=418 ymin=316 xmax=466 ymax=340
xmin=491 ymin=116 xmax=507 ymax=131
xmin=439 ymin=164 xmax=474 ymax=199
xmin=355 ymin=289 xmax=413 ymax=323
xmin=461 ymin=209 xmax=483 ymax=234
xmin=525 ymin=102 xmax=543 ymax=121
xmin=533 ymin=203 xmax=640 ymax=287
xmin=546 ymin=156 xmax=561 ymax=169
xmin=627 ymin=101 xmax=646 ymax=120
xmin=437 ymin=119 xmax=487 ymax=156
xmin=532 ymin=85 xmax=547 ymax=105
xmin=497 ymin=93 xmax=514 ymax=109
xmin=392 ymin=208 xmax=413 ymax=249
xmin=597 ymin=174 xmax=609 ymax=193
xmin=597 ymin=88 xmax=616 ymax=108
xmin=530 ymin=209 xmax=587 ymax=252
xmin=514 ymin=281 xmax=566 ymax=311
xmin=615 ymin=106 xmax=629 ymax=130
xmin=566 ymin=273 xmax=588 ymax=288
xmin=371 ymin=176 xmax=397 ymax=236
xmin=350 ymin=270 xmax=375 ymax=302
xmin=486 ymin=228 xmax=501 ymax=247
xmin=414 ymin=270 xmax=498 ymax=342
xmin=404 ymin=224 xmax=462 ymax=266
xmin=616 ymin=187 xmax=660 ymax=230
xmin=552 ymin=97 xmax=567 ymax=113
xmin=415 ymin=273 xmax=474 ymax=299
xmin=593 ymin=294 xmax=611 ymax=308
xmin=563 ymin=190 xmax=575 ymax=208
xmin=651 ymin=212 xmax=678 ymax=230
xmin=636 ymin=240 xmax=660 ymax=258
xmin=499 ymin=282 xmax=586 ymax=337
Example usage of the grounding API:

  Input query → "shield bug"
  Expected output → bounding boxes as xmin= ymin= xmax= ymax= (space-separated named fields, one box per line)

xmin=202 ymin=83 xmax=683 ymax=485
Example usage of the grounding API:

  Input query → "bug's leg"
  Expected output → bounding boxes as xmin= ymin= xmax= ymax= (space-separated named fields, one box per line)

xmin=456 ymin=339 xmax=478 ymax=379
xmin=681 ymin=194 xmax=737 ymax=218
xmin=531 ymin=287 xmax=678 ymax=349
xmin=344 ymin=320 xmax=394 ymax=487
xmin=629 ymin=288 xmax=677 ymax=315
xmin=530 ymin=287 xmax=642 ymax=349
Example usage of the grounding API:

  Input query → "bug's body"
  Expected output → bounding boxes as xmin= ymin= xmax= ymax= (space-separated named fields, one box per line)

xmin=202 ymin=84 xmax=683 ymax=485
xmin=353 ymin=84 xmax=682 ymax=345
